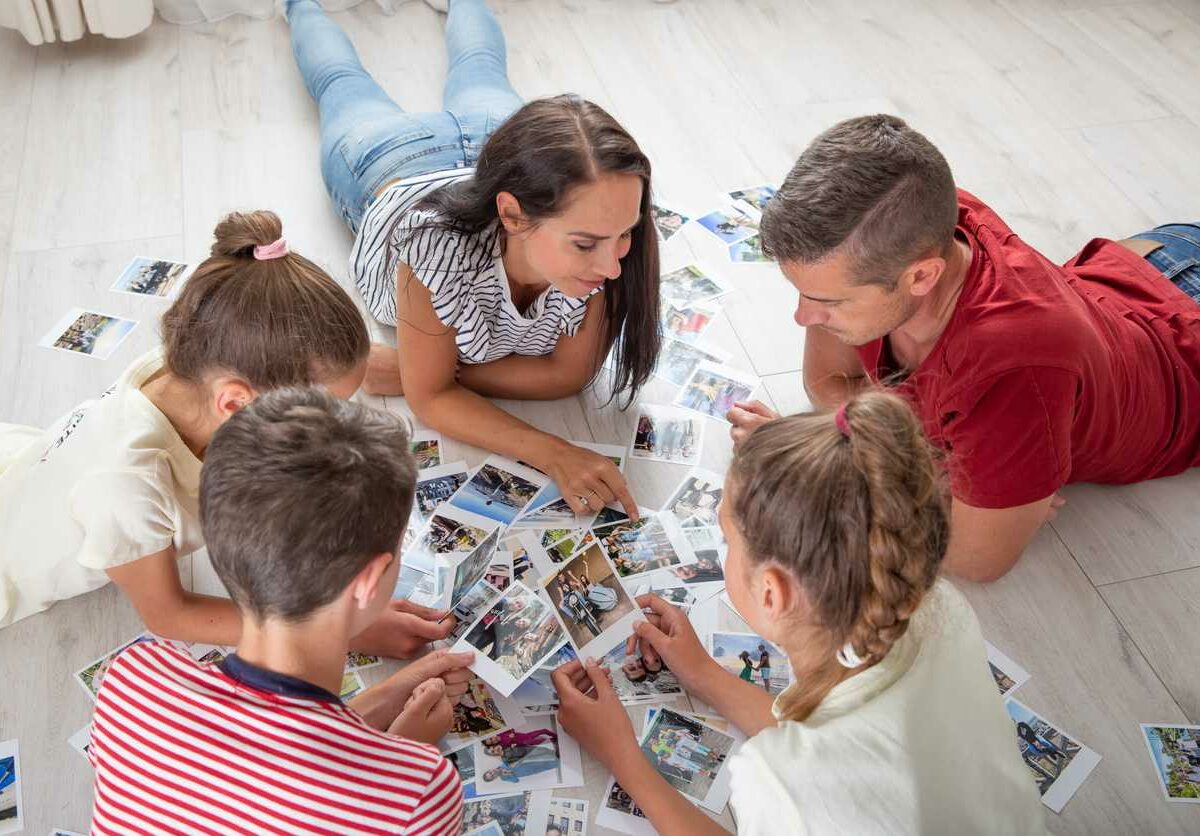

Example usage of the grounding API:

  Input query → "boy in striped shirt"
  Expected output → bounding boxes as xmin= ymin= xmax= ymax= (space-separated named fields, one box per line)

xmin=88 ymin=388 xmax=472 ymax=834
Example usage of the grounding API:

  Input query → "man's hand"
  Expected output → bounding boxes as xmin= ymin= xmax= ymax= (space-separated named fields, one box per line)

xmin=726 ymin=400 xmax=779 ymax=448
xmin=351 ymin=600 xmax=456 ymax=659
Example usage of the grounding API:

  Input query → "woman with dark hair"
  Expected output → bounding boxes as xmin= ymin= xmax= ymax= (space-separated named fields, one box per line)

xmin=285 ymin=0 xmax=660 ymax=518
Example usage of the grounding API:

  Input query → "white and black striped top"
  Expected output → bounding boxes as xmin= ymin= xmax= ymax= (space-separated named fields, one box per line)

xmin=349 ymin=169 xmax=595 ymax=365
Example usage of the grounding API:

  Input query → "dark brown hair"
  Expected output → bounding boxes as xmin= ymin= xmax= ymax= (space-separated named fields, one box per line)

xmin=729 ymin=390 xmax=949 ymax=721
xmin=408 ymin=95 xmax=661 ymax=404
xmin=760 ymin=115 xmax=958 ymax=287
xmin=200 ymin=387 xmax=416 ymax=621
xmin=162 ymin=210 xmax=369 ymax=389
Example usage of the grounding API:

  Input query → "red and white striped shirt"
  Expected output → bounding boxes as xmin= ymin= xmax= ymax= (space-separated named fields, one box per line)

xmin=88 ymin=641 xmax=462 ymax=835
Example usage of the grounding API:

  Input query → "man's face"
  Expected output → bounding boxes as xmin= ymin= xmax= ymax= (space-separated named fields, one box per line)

xmin=780 ymin=250 xmax=918 ymax=346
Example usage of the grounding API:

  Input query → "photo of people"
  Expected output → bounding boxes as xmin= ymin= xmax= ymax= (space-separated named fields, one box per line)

xmin=409 ymin=431 xmax=442 ymax=469
xmin=475 ymin=715 xmax=581 ymax=794
xmin=595 ymin=515 xmax=691 ymax=580
xmin=111 ymin=256 xmax=189 ymax=298
xmin=985 ymin=641 xmax=1031 ymax=699
xmin=441 ymin=677 xmax=511 ymax=754
xmin=1005 ymin=699 xmax=1101 ymax=813
xmin=639 ymin=708 xmax=735 ymax=807
xmin=729 ymin=234 xmax=769 ymax=263
xmin=661 ymin=300 xmax=717 ymax=345
xmin=414 ymin=462 xmax=470 ymax=516
xmin=421 ymin=509 xmax=493 ymax=557
xmin=629 ymin=404 xmax=703 ymax=466
xmin=485 ymin=553 xmax=513 ymax=591
xmin=451 ymin=458 xmax=547 ymax=525
xmin=546 ymin=798 xmax=589 ymax=836
xmin=545 ymin=532 xmax=594 ymax=564
xmin=461 ymin=791 xmax=550 ymax=836
xmin=599 ymin=640 xmax=685 ymax=703
xmin=651 ymin=203 xmax=691 ymax=242
xmin=455 ymin=583 xmax=567 ymax=696
xmin=654 ymin=339 xmax=728 ymax=387
xmin=510 ymin=644 xmax=576 ymax=715
xmin=444 ymin=579 xmax=504 ymax=646
xmin=602 ymin=779 xmax=646 ymax=820
xmin=40 ymin=308 xmax=138 ymax=360
xmin=660 ymin=265 xmax=730 ymax=307
xmin=709 ymin=632 xmax=791 ymax=695
xmin=728 ymin=184 xmax=777 ymax=214
xmin=664 ymin=469 xmax=724 ymax=528
xmin=696 ymin=205 xmax=758 ymax=245
xmin=670 ymin=550 xmax=724 ymax=584
xmin=0 ymin=740 xmax=22 ymax=834
xmin=674 ymin=362 xmax=758 ymax=423
xmin=1141 ymin=724 xmax=1200 ymax=802
xmin=448 ymin=527 xmax=502 ymax=607
xmin=75 ymin=633 xmax=155 ymax=699
xmin=541 ymin=545 xmax=638 ymax=657
xmin=516 ymin=496 xmax=579 ymax=528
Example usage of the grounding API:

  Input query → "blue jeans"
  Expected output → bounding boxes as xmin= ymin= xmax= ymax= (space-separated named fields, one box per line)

xmin=1134 ymin=224 xmax=1200 ymax=304
xmin=285 ymin=0 xmax=523 ymax=233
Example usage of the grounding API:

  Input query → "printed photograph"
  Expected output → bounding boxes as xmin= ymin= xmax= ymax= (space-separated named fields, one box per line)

xmin=663 ymin=469 xmax=724 ymax=528
xmin=76 ymin=633 xmax=155 ymax=698
xmin=695 ymin=206 xmax=758 ymax=245
xmin=1006 ymin=699 xmax=1102 ymax=813
xmin=709 ymin=632 xmax=791 ymax=695
xmin=639 ymin=708 xmax=735 ymax=804
xmin=595 ymin=516 xmax=690 ymax=579
xmin=729 ymin=235 xmax=768 ymax=263
xmin=674 ymin=362 xmax=758 ymax=423
xmin=510 ymin=644 xmax=577 ymax=714
xmin=651 ymin=203 xmax=691 ymax=242
xmin=591 ymin=505 xmax=630 ymax=528
xmin=344 ymin=651 xmax=382 ymax=672
xmin=485 ymin=553 xmax=513 ymax=592
xmin=985 ymin=641 xmax=1031 ymax=699
xmin=458 ymin=583 xmax=567 ymax=695
xmin=340 ymin=671 xmax=364 ymax=700
xmin=452 ymin=459 xmax=546 ymax=526
xmin=661 ymin=300 xmax=717 ymax=345
xmin=445 ymin=579 xmax=504 ymax=646
xmin=546 ymin=798 xmax=589 ymax=836
xmin=654 ymin=339 xmax=728 ymax=387
xmin=423 ymin=510 xmax=492 ymax=556
xmin=603 ymin=779 xmax=646 ymax=820
xmin=728 ymin=184 xmax=777 ymax=213
xmin=414 ymin=463 xmax=470 ymax=517
xmin=111 ymin=256 xmax=189 ymax=298
xmin=682 ymin=525 xmax=724 ymax=552
xmin=660 ymin=265 xmax=730 ymax=307
xmin=40 ymin=308 xmax=138 ymax=360
xmin=599 ymin=641 xmax=684 ymax=703
xmin=0 ymin=740 xmax=20 ymax=835
xmin=542 ymin=545 xmax=637 ymax=654
xmin=516 ymin=496 xmax=580 ymax=528
xmin=476 ymin=715 xmax=580 ymax=793
xmin=670 ymin=551 xmax=724 ymax=584
xmin=1141 ymin=724 xmax=1200 ymax=803
xmin=462 ymin=791 xmax=549 ymax=836
xmin=629 ymin=405 xmax=702 ymax=466
xmin=410 ymin=431 xmax=442 ymax=469
xmin=545 ymin=532 xmax=594 ymax=564
xmin=446 ymin=744 xmax=477 ymax=787
xmin=443 ymin=678 xmax=511 ymax=753
xmin=633 ymin=581 xmax=699 ymax=610
xmin=449 ymin=527 xmax=502 ymax=607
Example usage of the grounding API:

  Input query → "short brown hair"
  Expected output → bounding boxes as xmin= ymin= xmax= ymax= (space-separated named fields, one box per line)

xmin=200 ymin=388 xmax=417 ymax=621
xmin=729 ymin=390 xmax=949 ymax=721
xmin=162 ymin=210 xmax=369 ymax=388
xmin=760 ymin=115 xmax=958 ymax=286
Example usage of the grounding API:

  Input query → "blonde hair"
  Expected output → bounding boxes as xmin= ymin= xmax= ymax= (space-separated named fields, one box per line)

xmin=728 ymin=390 xmax=948 ymax=721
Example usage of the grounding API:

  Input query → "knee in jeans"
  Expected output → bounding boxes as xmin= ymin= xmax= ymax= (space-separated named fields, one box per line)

xmin=309 ymin=61 xmax=370 ymax=99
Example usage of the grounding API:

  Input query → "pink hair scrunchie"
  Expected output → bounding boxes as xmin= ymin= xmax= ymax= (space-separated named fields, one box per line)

xmin=834 ymin=403 xmax=852 ymax=438
xmin=253 ymin=237 xmax=289 ymax=260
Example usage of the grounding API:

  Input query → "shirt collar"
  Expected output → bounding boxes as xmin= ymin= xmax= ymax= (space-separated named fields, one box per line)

xmin=218 ymin=653 xmax=341 ymax=703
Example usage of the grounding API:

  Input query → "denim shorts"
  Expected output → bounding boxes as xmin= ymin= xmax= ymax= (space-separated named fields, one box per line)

xmin=1135 ymin=223 xmax=1200 ymax=303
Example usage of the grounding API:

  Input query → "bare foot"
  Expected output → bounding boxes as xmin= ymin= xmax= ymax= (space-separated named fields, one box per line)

xmin=364 ymin=342 xmax=405 ymax=396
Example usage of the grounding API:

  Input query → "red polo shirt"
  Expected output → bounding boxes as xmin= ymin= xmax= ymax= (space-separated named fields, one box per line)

xmin=856 ymin=191 xmax=1200 ymax=508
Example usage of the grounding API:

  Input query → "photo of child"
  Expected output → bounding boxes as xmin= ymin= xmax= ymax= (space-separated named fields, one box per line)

xmin=458 ymin=583 xmax=567 ymax=695
xmin=542 ymin=545 xmax=637 ymax=655
xmin=639 ymin=708 xmax=735 ymax=804
xmin=674 ymin=362 xmax=758 ymax=423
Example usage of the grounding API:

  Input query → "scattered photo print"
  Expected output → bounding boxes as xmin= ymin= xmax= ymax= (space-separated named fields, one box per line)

xmin=475 ymin=715 xmax=582 ymax=794
xmin=541 ymin=544 xmax=639 ymax=659
xmin=455 ymin=583 xmax=568 ymax=696
xmin=545 ymin=532 xmax=595 ymax=565
xmin=443 ymin=579 xmax=504 ymax=646
xmin=663 ymin=469 xmax=724 ymax=528
xmin=670 ymin=549 xmax=724 ymax=585
xmin=76 ymin=633 xmax=156 ymax=699
xmin=410 ymin=430 xmax=442 ymax=469
xmin=0 ymin=740 xmax=22 ymax=835
xmin=653 ymin=339 xmax=729 ymax=387
xmin=510 ymin=645 xmax=577 ymax=714
xmin=661 ymin=299 xmax=718 ymax=345
xmin=441 ymin=677 xmax=514 ymax=754
xmin=40 ymin=308 xmax=138 ymax=360
xmin=546 ymin=798 xmax=589 ymax=836
xmin=1141 ymin=724 xmax=1200 ymax=803
xmin=629 ymin=404 xmax=703 ymax=466
xmin=414 ymin=462 xmax=470 ymax=518
xmin=682 ymin=525 xmax=724 ymax=552
xmin=485 ymin=552 xmax=514 ymax=592
xmin=340 ymin=671 xmax=365 ymax=700
xmin=111 ymin=256 xmax=189 ymax=298
xmin=598 ymin=779 xmax=648 ymax=832
xmin=344 ymin=651 xmax=382 ymax=672
xmin=728 ymin=184 xmax=777 ymax=214
xmin=599 ymin=639 xmax=685 ymax=704
xmin=448 ymin=527 xmax=502 ymax=607
xmin=67 ymin=724 xmax=92 ymax=762
xmin=451 ymin=458 xmax=548 ymax=526
xmin=985 ymin=641 xmax=1031 ymax=699
xmin=446 ymin=744 xmax=477 ymax=788
xmin=673 ymin=361 xmax=759 ymax=423
xmin=651 ymin=203 xmax=691 ymax=242
xmin=1006 ymin=699 xmax=1101 ymax=813
xmin=639 ymin=708 xmax=736 ymax=810
xmin=659 ymin=264 xmax=731 ymax=307
xmin=696 ymin=205 xmax=758 ymax=245
xmin=729 ymin=234 xmax=769 ymax=263
xmin=461 ymin=790 xmax=551 ymax=836
xmin=591 ymin=505 xmax=631 ymax=528
xmin=709 ymin=632 xmax=791 ymax=695
xmin=416 ymin=507 xmax=495 ymax=560
xmin=594 ymin=514 xmax=693 ymax=580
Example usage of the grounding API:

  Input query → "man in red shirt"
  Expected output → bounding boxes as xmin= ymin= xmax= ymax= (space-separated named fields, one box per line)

xmin=728 ymin=114 xmax=1200 ymax=581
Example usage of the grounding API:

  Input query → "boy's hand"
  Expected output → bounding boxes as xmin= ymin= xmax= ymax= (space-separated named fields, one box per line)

xmin=388 ymin=678 xmax=453 ymax=744
xmin=551 ymin=659 xmax=638 ymax=772
xmin=625 ymin=595 xmax=720 ymax=697
xmin=392 ymin=648 xmax=475 ymax=703
xmin=351 ymin=600 xmax=456 ymax=659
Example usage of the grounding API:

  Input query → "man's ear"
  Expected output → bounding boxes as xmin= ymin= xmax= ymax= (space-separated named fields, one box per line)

xmin=904 ymin=252 xmax=949 ymax=298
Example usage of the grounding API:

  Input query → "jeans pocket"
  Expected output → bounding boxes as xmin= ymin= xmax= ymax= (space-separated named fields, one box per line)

xmin=1149 ymin=252 xmax=1200 ymax=281
xmin=338 ymin=117 xmax=438 ymax=182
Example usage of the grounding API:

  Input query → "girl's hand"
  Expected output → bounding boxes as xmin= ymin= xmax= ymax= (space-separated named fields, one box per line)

xmin=388 ymin=678 xmax=454 ymax=744
xmin=551 ymin=659 xmax=639 ymax=772
xmin=626 ymin=595 xmax=721 ymax=696
xmin=351 ymin=600 xmax=456 ymax=659
xmin=542 ymin=439 xmax=639 ymax=519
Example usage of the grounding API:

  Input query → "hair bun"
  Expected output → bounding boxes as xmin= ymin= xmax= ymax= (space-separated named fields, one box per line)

xmin=211 ymin=210 xmax=284 ymax=258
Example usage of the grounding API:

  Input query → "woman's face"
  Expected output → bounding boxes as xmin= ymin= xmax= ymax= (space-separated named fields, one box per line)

xmin=504 ymin=173 xmax=643 ymax=299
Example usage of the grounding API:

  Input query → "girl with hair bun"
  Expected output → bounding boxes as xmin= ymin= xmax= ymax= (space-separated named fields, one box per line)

xmin=0 ymin=212 xmax=450 ymax=658
xmin=553 ymin=391 xmax=1046 ymax=834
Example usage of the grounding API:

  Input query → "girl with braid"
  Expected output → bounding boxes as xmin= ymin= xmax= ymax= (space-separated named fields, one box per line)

xmin=552 ymin=391 xmax=1046 ymax=834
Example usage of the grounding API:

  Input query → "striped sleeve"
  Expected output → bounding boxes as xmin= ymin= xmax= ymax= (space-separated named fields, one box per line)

xmin=560 ymin=292 xmax=596 ymax=337
xmin=406 ymin=752 xmax=464 ymax=835
xmin=392 ymin=210 xmax=474 ymax=332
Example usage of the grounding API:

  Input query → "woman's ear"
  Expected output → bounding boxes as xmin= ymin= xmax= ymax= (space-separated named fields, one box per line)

xmin=496 ymin=191 xmax=527 ymax=234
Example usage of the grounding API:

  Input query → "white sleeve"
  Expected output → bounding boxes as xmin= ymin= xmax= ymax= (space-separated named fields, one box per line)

xmin=68 ymin=468 xmax=177 ymax=570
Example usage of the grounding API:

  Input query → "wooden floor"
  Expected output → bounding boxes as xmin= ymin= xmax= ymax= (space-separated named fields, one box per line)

xmin=1 ymin=0 xmax=1199 ymax=832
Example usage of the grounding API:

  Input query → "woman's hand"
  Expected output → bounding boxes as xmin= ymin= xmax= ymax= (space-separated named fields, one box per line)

xmin=551 ymin=659 xmax=639 ymax=772
xmin=387 ymin=678 xmax=454 ymax=744
xmin=626 ymin=595 xmax=721 ymax=697
xmin=540 ymin=439 xmax=639 ymax=519
xmin=726 ymin=399 xmax=778 ymax=448
xmin=363 ymin=342 xmax=405 ymax=397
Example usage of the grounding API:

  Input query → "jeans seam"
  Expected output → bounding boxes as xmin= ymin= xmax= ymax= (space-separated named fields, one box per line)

xmin=1148 ymin=227 xmax=1200 ymax=249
